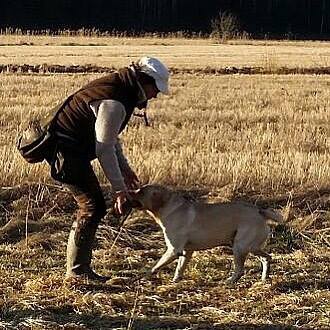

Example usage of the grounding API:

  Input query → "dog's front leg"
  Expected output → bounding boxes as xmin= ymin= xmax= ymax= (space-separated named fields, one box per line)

xmin=252 ymin=250 xmax=271 ymax=281
xmin=151 ymin=248 xmax=178 ymax=274
xmin=173 ymin=250 xmax=193 ymax=282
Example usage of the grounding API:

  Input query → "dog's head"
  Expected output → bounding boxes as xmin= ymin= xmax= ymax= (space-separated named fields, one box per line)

xmin=128 ymin=184 xmax=173 ymax=213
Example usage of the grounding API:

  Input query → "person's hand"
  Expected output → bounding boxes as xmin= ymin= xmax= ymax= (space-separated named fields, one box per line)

xmin=122 ymin=168 xmax=140 ymax=190
xmin=114 ymin=191 xmax=128 ymax=216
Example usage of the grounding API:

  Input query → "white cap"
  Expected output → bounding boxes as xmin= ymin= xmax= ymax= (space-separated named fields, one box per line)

xmin=138 ymin=56 xmax=169 ymax=94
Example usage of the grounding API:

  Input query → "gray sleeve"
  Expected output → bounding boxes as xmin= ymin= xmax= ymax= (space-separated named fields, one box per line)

xmin=115 ymin=140 xmax=131 ymax=171
xmin=94 ymin=100 xmax=127 ymax=192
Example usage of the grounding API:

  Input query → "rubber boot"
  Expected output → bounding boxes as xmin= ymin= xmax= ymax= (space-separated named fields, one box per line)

xmin=65 ymin=220 xmax=109 ymax=282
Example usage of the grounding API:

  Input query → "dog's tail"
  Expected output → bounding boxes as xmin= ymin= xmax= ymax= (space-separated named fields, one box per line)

xmin=259 ymin=208 xmax=283 ymax=225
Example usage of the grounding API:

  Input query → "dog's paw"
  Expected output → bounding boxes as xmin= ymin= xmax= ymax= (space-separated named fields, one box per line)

xmin=225 ymin=271 xmax=244 ymax=285
xmin=225 ymin=275 xmax=240 ymax=285
xmin=151 ymin=267 xmax=158 ymax=274
xmin=225 ymin=277 xmax=236 ymax=285
xmin=172 ymin=276 xmax=182 ymax=283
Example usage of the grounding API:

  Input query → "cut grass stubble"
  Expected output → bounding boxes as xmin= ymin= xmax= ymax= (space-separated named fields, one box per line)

xmin=0 ymin=37 xmax=329 ymax=328
xmin=0 ymin=73 xmax=329 ymax=194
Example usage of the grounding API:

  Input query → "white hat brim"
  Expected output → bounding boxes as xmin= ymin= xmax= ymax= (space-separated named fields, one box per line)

xmin=155 ymin=79 xmax=169 ymax=95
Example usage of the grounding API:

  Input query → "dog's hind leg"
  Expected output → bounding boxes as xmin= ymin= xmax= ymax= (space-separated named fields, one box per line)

xmin=173 ymin=250 xmax=193 ymax=282
xmin=226 ymin=246 xmax=248 ymax=284
xmin=252 ymin=250 xmax=271 ymax=281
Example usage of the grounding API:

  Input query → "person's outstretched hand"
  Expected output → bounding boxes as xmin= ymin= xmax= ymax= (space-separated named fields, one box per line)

xmin=114 ymin=190 xmax=131 ymax=216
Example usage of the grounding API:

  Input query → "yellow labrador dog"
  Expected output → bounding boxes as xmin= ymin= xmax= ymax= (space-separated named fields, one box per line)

xmin=129 ymin=184 xmax=283 ymax=283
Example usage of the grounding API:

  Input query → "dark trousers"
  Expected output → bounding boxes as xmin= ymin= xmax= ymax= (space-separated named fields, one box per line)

xmin=64 ymin=166 xmax=107 ymax=247
xmin=50 ymin=144 xmax=107 ymax=228
xmin=48 ymin=143 xmax=107 ymax=275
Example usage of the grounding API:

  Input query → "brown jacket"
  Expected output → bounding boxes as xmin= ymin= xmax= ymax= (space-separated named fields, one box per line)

xmin=53 ymin=68 xmax=141 ymax=159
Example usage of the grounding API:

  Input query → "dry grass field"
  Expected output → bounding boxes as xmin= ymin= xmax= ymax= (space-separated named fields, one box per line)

xmin=2 ymin=35 xmax=330 ymax=69
xmin=0 ymin=36 xmax=329 ymax=329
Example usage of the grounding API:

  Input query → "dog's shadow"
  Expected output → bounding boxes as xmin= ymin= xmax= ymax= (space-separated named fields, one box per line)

xmin=274 ymin=279 xmax=330 ymax=293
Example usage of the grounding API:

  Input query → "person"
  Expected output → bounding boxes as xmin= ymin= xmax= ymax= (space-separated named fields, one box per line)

xmin=47 ymin=57 xmax=169 ymax=282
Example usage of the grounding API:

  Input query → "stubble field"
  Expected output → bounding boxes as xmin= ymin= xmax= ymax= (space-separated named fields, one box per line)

xmin=0 ymin=35 xmax=329 ymax=329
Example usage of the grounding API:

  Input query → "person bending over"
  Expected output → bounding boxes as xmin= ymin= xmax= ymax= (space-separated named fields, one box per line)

xmin=47 ymin=57 xmax=169 ymax=281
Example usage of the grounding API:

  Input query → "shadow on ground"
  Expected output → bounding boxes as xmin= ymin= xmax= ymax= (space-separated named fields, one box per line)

xmin=1 ymin=306 xmax=299 ymax=330
xmin=274 ymin=279 xmax=330 ymax=293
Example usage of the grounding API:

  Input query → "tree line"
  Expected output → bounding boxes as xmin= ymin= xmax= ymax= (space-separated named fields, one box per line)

xmin=1 ymin=0 xmax=329 ymax=38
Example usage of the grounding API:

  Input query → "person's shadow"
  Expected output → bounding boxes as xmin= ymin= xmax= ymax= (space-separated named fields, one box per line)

xmin=1 ymin=306 xmax=297 ymax=330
